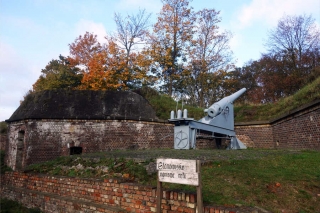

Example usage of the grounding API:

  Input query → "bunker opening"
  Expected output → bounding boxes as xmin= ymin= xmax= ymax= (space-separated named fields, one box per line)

xmin=15 ymin=130 xmax=25 ymax=170
xmin=70 ymin=146 xmax=82 ymax=155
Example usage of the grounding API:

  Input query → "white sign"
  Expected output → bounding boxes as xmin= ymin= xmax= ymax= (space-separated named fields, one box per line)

xmin=156 ymin=158 xmax=199 ymax=186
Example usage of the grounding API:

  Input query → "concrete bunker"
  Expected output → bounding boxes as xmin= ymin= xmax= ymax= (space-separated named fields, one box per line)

xmin=5 ymin=90 xmax=174 ymax=170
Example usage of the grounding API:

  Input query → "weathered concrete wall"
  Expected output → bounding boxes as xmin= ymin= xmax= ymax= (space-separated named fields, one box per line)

xmin=0 ymin=134 xmax=7 ymax=150
xmin=6 ymin=120 xmax=174 ymax=170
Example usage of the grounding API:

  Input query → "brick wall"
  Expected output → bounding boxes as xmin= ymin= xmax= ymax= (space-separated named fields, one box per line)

xmin=0 ymin=172 xmax=261 ymax=213
xmin=272 ymin=102 xmax=320 ymax=150
xmin=6 ymin=120 xmax=174 ymax=170
xmin=235 ymin=100 xmax=320 ymax=150
xmin=5 ymin=101 xmax=320 ymax=171
xmin=235 ymin=123 xmax=274 ymax=149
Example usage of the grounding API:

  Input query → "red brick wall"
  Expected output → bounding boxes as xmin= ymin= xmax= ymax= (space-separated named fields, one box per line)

xmin=6 ymin=120 xmax=174 ymax=170
xmin=235 ymin=123 xmax=274 ymax=148
xmin=5 ymin=101 xmax=320 ymax=171
xmin=272 ymin=103 xmax=320 ymax=150
xmin=0 ymin=172 xmax=258 ymax=213
xmin=235 ymin=101 xmax=320 ymax=150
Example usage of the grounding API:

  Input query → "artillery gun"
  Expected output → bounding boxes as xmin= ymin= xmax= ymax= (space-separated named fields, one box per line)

xmin=169 ymin=88 xmax=247 ymax=150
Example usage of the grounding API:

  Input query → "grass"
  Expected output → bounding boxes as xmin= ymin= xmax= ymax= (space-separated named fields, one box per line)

xmin=0 ymin=198 xmax=42 ymax=213
xmin=234 ymin=76 xmax=320 ymax=122
xmin=26 ymin=155 xmax=152 ymax=183
xmin=137 ymin=76 xmax=320 ymax=122
xmin=23 ymin=149 xmax=320 ymax=213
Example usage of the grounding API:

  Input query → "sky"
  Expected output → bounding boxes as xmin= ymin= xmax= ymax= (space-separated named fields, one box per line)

xmin=1 ymin=0 xmax=319 ymax=121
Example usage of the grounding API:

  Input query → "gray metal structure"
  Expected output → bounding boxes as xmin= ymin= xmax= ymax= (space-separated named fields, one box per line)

xmin=169 ymin=88 xmax=247 ymax=150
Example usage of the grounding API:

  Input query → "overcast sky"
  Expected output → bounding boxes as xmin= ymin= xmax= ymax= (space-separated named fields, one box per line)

xmin=1 ymin=0 xmax=319 ymax=121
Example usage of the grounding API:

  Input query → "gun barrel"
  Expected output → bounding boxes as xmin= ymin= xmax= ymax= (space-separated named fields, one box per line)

xmin=205 ymin=88 xmax=246 ymax=118
xmin=227 ymin=88 xmax=246 ymax=102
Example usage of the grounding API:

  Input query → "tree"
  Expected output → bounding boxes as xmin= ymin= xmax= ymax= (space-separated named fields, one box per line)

xmin=68 ymin=32 xmax=104 ymax=72
xmin=228 ymin=62 xmax=263 ymax=104
xmin=113 ymin=9 xmax=151 ymax=89
xmin=114 ymin=9 xmax=150 ymax=58
xmin=265 ymin=14 xmax=320 ymax=95
xmin=146 ymin=0 xmax=195 ymax=96
xmin=183 ymin=8 xmax=233 ymax=107
xmin=266 ymin=14 xmax=319 ymax=66
xmin=78 ymin=36 xmax=149 ymax=91
xmin=32 ymin=55 xmax=82 ymax=92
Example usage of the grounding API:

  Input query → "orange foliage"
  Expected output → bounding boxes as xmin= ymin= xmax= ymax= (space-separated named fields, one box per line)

xmin=69 ymin=32 xmax=103 ymax=72
xmin=76 ymin=35 xmax=147 ymax=90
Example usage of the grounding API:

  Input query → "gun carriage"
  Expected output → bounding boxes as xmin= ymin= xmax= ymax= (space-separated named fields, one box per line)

xmin=169 ymin=88 xmax=247 ymax=150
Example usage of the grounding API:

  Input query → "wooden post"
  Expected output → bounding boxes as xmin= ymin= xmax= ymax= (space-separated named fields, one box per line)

xmin=156 ymin=158 xmax=202 ymax=213
xmin=156 ymin=177 xmax=162 ymax=213
xmin=196 ymin=160 xmax=203 ymax=213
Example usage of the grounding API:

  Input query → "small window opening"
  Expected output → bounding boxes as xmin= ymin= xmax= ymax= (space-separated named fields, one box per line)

xmin=70 ymin=147 xmax=82 ymax=155
xmin=17 ymin=131 xmax=25 ymax=149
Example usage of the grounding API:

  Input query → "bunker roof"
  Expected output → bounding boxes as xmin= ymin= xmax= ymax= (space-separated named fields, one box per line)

xmin=6 ymin=90 xmax=158 ymax=122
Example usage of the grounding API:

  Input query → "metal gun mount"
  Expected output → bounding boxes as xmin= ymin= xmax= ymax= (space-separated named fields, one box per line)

xmin=169 ymin=88 xmax=247 ymax=150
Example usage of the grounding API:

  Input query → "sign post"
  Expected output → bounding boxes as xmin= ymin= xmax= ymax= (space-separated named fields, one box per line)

xmin=156 ymin=158 xmax=203 ymax=213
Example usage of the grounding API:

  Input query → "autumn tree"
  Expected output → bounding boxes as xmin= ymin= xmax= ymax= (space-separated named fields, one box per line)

xmin=68 ymin=32 xmax=104 ymax=72
xmin=183 ymin=8 xmax=233 ymax=107
xmin=146 ymin=0 xmax=195 ymax=96
xmin=264 ymin=14 xmax=320 ymax=95
xmin=113 ymin=9 xmax=151 ymax=89
xmin=32 ymin=55 xmax=82 ymax=92
xmin=77 ymin=35 xmax=150 ymax=91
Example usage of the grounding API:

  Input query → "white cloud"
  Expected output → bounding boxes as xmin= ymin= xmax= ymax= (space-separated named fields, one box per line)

xmin=229 ymin=33 xmax=242 ymax=52
xmin=116 ymin=0 xmax=161 ymax=13
xmin=236 ymin=0 xmax=320 ymax=29
xmin=0 ymin=41 xmax=39 ymax=121
xmin=74 ymin=19 xmax=108 ymax=44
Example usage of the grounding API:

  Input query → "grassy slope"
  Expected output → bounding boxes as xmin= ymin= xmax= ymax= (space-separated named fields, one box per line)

xmin=234 ymin=76 xmax=320 ymax=122
xmin=25 ymin=149 xmax=320 ymax=213
xmin=140 ymin=76 xmax=320 ymax=122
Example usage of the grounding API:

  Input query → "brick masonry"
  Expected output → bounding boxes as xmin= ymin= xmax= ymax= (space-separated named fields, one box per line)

xmin=0 ymin=171 xmax=261 ymax=213
xmin=235 ymin=100 xmax=320 ymax=150
xmin=5 ymin=120 xmax=174 ymax=170
xmin=4 ymin=100 xmax=320 ymax=171
xmin=235 ymin=124 xmax=274 ymax=149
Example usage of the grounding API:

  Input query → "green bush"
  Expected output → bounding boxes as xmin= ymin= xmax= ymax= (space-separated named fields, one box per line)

xmin=0 ymin=198 xmax=42 ymax=213
xmin=0 ymin=121 xmax=7 ymax=134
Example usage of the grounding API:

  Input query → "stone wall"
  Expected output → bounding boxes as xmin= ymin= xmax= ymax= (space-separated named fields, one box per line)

xmin=0 ymin=172 xmax=262 ymax=213
xmin=0 ymin=134 xmax=6 ymax=150
xmin=6 ymin=120 xmax=174 ymax=170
